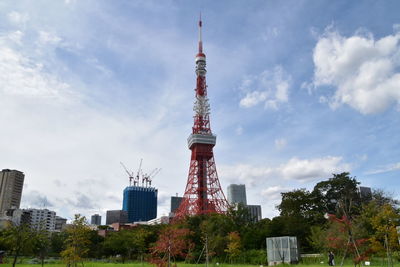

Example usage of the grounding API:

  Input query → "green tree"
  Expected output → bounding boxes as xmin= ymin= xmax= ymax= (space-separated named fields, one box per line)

xmin=132 ymin=227 xmax=151 ymax=264
xmin=61 ymin=214 xmax=91 ymax=267
xmin=312 ymin=172 xmax=360 ymax=216
xmin=225 ymin=231 xmax=241 ymax=263
xmin=87 ymin=230 xmax=104 ymax=259
xmin=0 ymin=223 xmax=34 ymax=267
xmin=32 ymin=228 xmax=51 ymax=267
xmin=370 ymin=204 xmax=400 ymax=267
xmin=200 ymin=214 xmax=234 ymax=259
xmin=50 ymin=231 xmax=68 ymax=256
xmin=307 ymin=226 xmax=327 ymax=253
xmin=103 ymin=230 xmax=135 ymax=262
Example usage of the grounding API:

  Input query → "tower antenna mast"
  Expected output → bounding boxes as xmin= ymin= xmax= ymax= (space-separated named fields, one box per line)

xmin=175 ymin=16 xmax=229 ymax=218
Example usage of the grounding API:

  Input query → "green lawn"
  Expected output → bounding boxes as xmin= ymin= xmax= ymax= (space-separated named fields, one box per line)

xmin=1 ymin=263 xmax=399 ymax=267
xmin=1 ymin=259 xmax=399 ymax=267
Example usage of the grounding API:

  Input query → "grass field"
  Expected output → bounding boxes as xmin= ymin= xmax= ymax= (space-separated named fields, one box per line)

xmin=0 ymin=262 xmax=399 ymax=267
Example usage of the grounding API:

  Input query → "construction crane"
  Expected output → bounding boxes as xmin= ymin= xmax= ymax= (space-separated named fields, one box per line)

xmin=121 ymin=159 xmax=160 ymax=187
xmin=136 ymin=159 xmax=143 ymax=186
xmin=120 ymin=162 xmax=134 ymax=186
xmin=148 ymin=168 xmax=161 ymax=186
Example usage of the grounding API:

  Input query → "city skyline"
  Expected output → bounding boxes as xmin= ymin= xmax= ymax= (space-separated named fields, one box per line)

xmin=0 ymin=1 xmax=399 ymax=221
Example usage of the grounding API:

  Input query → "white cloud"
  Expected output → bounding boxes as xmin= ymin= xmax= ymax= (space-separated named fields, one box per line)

xmin=0 ymin=19 xmax=188 ymax=220
xmin=220 ymin=156 xmax=350 ymax=185
xmin=278 ymin=156 xmax=350 ymax=182
xmin=235 ymin=126 xmax=243 ymax=135
xmin=274 ymin=138 xmax=287 ymax=150
xmin=38 ymin=31 xmax=61 ymax=45
xmin=261 ymin=186 xmax=289 ymax=201
xmin=0 ymin=33 xmax=70 ymax=98
xmin=313 ymin=27 xmax=400 ymax=114
xmin=239 ymin=66 xmax=291 ymax=110
xmin=366 ymin=162 xmax=400 ymax=175
xmin=8 ymin=11 xmax=29 ymax=25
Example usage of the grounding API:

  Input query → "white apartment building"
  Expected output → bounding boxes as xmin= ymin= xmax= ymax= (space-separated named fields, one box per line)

xmin=24 ymin=208 xmax=56 ymax=231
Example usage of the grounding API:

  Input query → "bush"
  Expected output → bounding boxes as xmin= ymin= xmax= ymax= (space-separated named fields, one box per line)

xmin=240 ymin=249 xmax=267 ymax=265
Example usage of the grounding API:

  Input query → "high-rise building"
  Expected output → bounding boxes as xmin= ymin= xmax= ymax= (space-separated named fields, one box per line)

xmin=359 ymin=186 xmax=372 ymax=200
xmin=122 ymin=186 xmax=157 ymax=222
xmin=227 ymin=184 xmax=247 ymax=205
xmin=247 ymin=205 xmax=262 ymax=222
xmin=0 ymin=169 xmax=25 ymax=214
xmin=24 ymin=208 xmax=56 ymax=231
xmin=170 ymin=196 xmax=183 ymax=213
xmin=55 ymin=216 xmax=67 ymax=231
xmin=106 ymin=210 xmax=128 ymax=225
xmin=5 ymin=208 xmax=31 ymax=226
xmin=91 ymin=214 xmax=102 ymax=225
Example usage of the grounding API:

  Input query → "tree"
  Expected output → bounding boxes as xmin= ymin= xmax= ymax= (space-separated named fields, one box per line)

xmin=225 ymin=232 xmax=241 ymax=263
xmin=103 ymin=230 xmax=135 ymax=262
xmin=151 ymin=226 xmax=193 ymax=267
xmin=0 ymin=223 xmax=34 ymax=267
xmin=200 ymin=214 xmax=234 ymax=259
xmin=307 ymin=226 xmax=327 ymax=253
xmin=32 ymin=228 xmax=51 ymax=267
xmin=325 ymin=214 xmax=370 ymax=267
xmin=132 ymin=227 xmax=151 ymax=264
xmin=61 ymin=214 xmax=91 ymax=267
xmin=370 ymin=204 xmax=400 ymax=267
xmin=313 ymin=172 xmax=360 ymax=216
xmin=50 ymin=231 xmax=68 ymax=256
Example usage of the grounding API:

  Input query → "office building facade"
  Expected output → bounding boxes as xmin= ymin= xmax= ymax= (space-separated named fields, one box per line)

xmin=123 ymin=186 xmax=157 ymax=222
xmin=247 ymin=204 xmax=262 ymax=222
xmin=0 ymin=169 xmax=25 ymax=214
xmin=106 ymin=210 xmax=128 ymax=225
xmin=227 ymin=184 xmax=247 ymax=205
xmin=91 ymin=214 xmax=102 ymax=225
xmin=55 ymin=216 xmax=67 ymax=231
xmin=170 ymin=196 xmax=183 ymax=213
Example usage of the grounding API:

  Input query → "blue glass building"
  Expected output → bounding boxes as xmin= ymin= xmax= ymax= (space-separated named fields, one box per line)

xmin=122 ymin=186 xmax=158 ymax=222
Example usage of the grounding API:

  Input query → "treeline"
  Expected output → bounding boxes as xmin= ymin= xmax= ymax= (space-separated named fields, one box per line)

xmin=0 ymin=172 xmax=399 ymax=267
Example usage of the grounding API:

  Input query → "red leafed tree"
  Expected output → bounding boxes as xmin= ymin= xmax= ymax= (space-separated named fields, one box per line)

xmin=326 ymin=214 xmax=371 ymax=267
xmin=150 ymin=227 xmax=194 ymax=267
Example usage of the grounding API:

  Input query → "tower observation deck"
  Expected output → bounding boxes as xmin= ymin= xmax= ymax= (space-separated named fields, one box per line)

xmin=174 ymin=17 xmax=229 ymax=218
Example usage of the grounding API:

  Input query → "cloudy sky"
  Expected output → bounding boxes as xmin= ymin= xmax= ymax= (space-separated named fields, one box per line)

xmin=1 ymin=0 xmax=400 ymax=222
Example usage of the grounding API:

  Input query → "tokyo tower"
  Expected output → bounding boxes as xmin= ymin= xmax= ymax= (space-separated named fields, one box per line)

xmin=174 ymin=17 xmax=230 ymax=218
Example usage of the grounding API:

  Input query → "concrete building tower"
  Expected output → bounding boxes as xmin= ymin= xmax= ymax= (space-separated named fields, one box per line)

xmin=24 ymin=208 xmax=56 ymax=231
xmin=0 ymin=169 xmax=25 ymax=214
xmin=227 ymin=184 xmax=247 ymax=205
xmin=91 ymin=214 xmax=102 ymax=225
xmin=106 ymin=210 xmax=128 ymax=225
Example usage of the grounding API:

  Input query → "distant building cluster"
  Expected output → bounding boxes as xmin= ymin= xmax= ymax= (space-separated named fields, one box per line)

xmin=0 ymin=169 xmax=67 ymax=231
xmin=227 ymin=184 xmax=262 ymax=222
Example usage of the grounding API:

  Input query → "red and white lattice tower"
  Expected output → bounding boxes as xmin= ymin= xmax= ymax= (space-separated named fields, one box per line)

xmin=174 ymin=17 xmax=230 ymax=219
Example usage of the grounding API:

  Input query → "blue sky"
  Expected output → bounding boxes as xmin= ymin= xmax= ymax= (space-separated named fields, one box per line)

xmin=0 ymin=0 xmax=399 ymax=221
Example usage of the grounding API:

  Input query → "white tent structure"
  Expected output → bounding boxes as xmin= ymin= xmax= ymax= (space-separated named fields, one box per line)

xmin=266 ymin=236 xmax=299 ymax=265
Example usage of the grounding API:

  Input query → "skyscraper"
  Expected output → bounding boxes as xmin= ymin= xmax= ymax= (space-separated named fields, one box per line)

xmin=122 ymin=186 xmax=157 ymax=222
xmin=227 ymin=184 xmax=247 ymax=205
xmin=0 ymin=169 xmax=25 ymax=214
xmin=170 ymin=196 xmax=183 ymax=213
xmin=106 ymin=210 xmax=128 ymax=225
xmin=91 ymin=214 xmax=102 ymax=225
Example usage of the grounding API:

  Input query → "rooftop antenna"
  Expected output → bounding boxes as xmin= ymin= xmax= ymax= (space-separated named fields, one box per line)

xmin=198 ymin=12 xmax=203 ymax=53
